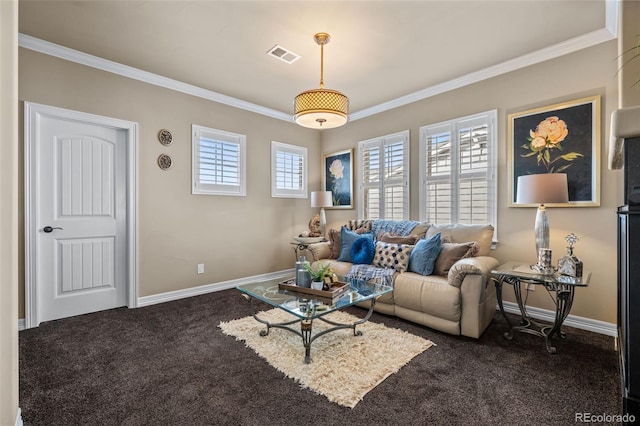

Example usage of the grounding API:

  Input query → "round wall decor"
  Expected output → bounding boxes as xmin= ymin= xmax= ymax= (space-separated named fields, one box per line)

xmin=158 ymin=129 xmax=173 ymax=146
xmin=157 ymin=153 xmax=173 ymax=170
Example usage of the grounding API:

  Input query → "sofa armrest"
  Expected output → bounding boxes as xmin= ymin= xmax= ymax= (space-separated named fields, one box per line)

xmin=451 ymin=256 xmax=500 ymax=339
xmin=447 ymin=256 xmax=500 ymax=288
xmin=307 ymin=241 xmax=332 ymax=261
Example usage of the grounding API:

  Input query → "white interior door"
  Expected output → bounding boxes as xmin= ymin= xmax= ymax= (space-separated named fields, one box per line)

xmin=25 ymin=103 xmax=137 ymax=326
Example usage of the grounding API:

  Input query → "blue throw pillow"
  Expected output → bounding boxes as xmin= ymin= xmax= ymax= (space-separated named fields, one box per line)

xmin=350 ymin=236 xmax=375 ymax=265
xmin=338 ymin=226 xmax=373 ymax=263
xmin=408 ymin=233 xmax=442 ymax=275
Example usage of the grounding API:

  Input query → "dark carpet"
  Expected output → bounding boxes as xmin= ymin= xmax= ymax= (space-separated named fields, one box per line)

xmin=20 ymin=289 xmax=621 ymax=425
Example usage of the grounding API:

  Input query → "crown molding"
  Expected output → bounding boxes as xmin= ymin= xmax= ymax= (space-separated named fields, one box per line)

xmin=18 ymin=0 xmax=618 ymax=124
xmin=351 ymin=29 xmax=617 ymax=121
xmin=18 ymin=33 xmax=293 ymax=123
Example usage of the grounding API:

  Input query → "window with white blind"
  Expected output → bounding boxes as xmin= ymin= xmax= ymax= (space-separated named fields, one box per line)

xmin=419 ymin=110 xmax=497 ymax=233
xmin=271 ymin=141 xmax=307 ymax=198
xmin=192 ymin=124 xmax=246 ymax=196
xmin=357 ymin=130 xmax=410 ymax=220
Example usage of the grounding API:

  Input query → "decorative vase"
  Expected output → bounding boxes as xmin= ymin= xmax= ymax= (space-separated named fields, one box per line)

xmin=557 ymin=233 xmax=583 ymax=278
xmin=295 ymin=257 xmax=311 ymax=288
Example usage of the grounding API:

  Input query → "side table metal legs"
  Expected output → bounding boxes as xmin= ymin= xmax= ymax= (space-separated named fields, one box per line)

xmin=494 ymin=275 xmax=575 ymax=354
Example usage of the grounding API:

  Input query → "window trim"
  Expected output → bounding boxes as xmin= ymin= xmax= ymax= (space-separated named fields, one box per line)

xmin=192 ymin=124 xmax=246 ymax=196
xmin=271 ymin=141 xmax=308 ymax=199
xmin=419 ymin=110 xmax=497 ymax=238
xmin=357 ymin=130 xmax=410 ymax=221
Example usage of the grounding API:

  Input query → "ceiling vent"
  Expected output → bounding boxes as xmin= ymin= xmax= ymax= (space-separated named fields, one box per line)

xmin=267 ymin=45 xmax=300 ymax=64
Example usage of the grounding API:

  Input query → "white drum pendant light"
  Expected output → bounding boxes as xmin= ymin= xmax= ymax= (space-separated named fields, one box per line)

xmin=294 ymin=33 xmax=349 ymax=129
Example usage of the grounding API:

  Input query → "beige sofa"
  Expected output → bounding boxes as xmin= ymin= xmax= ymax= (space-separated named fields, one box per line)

xmin=308 ymin=222 xmax=499 ymax=339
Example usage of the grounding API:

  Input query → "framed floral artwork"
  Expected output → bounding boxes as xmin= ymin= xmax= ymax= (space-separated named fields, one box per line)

xmin=508 ymin=95 xmax=601 ymax=207
xmin=322 ymin=149 xmax=353 ymax=209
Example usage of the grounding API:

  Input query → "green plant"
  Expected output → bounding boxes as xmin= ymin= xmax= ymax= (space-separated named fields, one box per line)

xmin=304 ymin=262 xmax=332 ymax=282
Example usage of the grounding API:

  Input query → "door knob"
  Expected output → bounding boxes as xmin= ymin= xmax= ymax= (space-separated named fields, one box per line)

xmin=43 ymin=226 xmax=63 ymax=233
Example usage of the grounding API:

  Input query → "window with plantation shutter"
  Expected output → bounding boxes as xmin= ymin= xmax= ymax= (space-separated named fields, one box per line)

xmin=419 ymin=110 xmax=497 ymax=235
xmin=192 ymin=125 xmax=246 ymax=196
xmin=357 ymin=130 xmax=409 ymax=220
xmin=271 ymin=141 xmax=307 ymax=198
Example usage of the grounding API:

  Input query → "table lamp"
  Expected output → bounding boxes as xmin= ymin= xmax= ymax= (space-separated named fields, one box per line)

xmin=516 ymin=173 xmax=569 ymax=257
xmin=310 ymin=190 xmax=333 ymax=240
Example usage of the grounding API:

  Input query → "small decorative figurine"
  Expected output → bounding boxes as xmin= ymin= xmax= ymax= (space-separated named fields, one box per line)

xmin=557 ymin=233 xmax=584 ymax=278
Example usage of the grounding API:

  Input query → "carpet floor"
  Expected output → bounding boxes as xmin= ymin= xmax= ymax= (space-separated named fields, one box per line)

xmin=219 ymin=308 xmax=435 ymax=408
xmin=19 ymin=288 xmax=621 ymax=425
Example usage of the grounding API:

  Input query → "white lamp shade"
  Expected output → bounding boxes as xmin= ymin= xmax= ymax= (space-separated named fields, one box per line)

xmin=516 ymin=173 xmax=569 ymax=205
xmin=311 ymin=191 xmax=333 ymax=208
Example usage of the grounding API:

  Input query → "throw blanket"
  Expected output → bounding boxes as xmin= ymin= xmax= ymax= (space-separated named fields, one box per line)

xmin=371 ymin=220 xmax=420 ymax=238
xmin=346 ymin=264 xmax=396 ymax=288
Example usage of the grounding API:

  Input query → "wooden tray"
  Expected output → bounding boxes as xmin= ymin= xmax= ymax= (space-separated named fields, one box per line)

xmin=278 ymin=279 xmax=350 ymax=303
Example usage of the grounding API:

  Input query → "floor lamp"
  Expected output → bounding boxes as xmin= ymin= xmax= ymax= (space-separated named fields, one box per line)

xmin=516 ymin=173 xmax=569 ymax=265
xmin=311 ymin=191 xmax=332 ymax=240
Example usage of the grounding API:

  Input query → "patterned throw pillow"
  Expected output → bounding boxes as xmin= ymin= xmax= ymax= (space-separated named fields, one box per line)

xmin=434 ymin=242 xmax=479 ymax=276
xmin=373 ymin=242 xmax=414 ymax=273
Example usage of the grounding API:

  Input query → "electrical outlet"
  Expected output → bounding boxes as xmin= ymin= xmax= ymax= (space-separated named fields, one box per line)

xmin=197 ymin=264 xmax=204 ymax=274
xmin=526 ymin=282 xmax=535 ymax=291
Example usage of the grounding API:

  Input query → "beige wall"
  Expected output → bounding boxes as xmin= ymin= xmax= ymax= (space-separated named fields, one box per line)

xmin=1 ymin=1 xmax=20 ymax=424
xmin=322 ymin=40 xmax=621 ymax=324
xmin=18 ymin=48 xmax=321 ymax=316
xmin=16 ymin=5 xmax=639 ymax=328
xmin=619 ymin=0 xmax=640 ymax=108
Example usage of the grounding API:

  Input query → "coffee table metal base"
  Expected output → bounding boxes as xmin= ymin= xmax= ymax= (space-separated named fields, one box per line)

xmin=247 ymin=297 xmax=377 ymax=363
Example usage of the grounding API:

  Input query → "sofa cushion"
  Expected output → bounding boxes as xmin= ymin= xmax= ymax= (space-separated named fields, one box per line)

xmin=426 ymin=223 xmax=494 ymax=256
xmin=394 ymin=272 xmax=461 ymax=322
xmin=434 ymin=242 xmax=478 ymax=276
xmin=338 ymin=227 xmax=373 ymax=263
xmin=409 ymin=222 xmax=431 ymax=239
xmin=408 ymin=233 xmax=442 ymax=276
xmin=350 ymin=237 xmax=375 ymax=264
xmin=378 ymin=232 xmax=419 ymax=245
xmin=373 ymin=242 xmax=414 ymax=273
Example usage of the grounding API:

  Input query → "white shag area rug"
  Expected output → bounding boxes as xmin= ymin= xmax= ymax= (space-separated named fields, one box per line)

xmin=219 ymin=308 xmax=435 ymax=408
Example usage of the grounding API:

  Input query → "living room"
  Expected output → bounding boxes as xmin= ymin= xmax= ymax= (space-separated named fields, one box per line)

xmin=2 ymin=1 xmax=640 ymax=425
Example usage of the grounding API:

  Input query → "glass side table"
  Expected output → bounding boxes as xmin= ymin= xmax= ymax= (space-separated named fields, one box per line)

xmin=491 ymin=261 xmax=591 ymax=354
xmin=290 ymin=241 xmax=324 ymax=262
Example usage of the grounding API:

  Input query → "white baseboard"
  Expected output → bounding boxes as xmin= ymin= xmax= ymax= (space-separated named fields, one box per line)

xmin=500 ymin=301 xmax=617 ymax=337
xmin=16 ymin=408 xmax=23 ymax=426
xmin=19 ymin=270 xmax=616 ymax=337
xmin=137 ymin=269 xmax=295 ymax=307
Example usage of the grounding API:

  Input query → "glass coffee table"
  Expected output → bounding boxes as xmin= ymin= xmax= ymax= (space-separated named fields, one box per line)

xmin=237 ymin=277 xmax=392 ymax=363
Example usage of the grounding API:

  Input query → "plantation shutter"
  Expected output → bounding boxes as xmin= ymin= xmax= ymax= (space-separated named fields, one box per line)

xmin=419 ymin=110 xmax=497 ymax=230
xmin=192 ymin=125 xmax=246 ymax=196
xmin=458 ymin=118 xmax=490 ymax=224
xmin=358 ymin=131 xmax=409 ymax=220
xmin=271 ymin=141 xmax=307 ymax=198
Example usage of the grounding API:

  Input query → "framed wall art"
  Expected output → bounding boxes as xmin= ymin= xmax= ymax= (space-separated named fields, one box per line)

xmin=508 ymin=95 xmax=601 ymax=207
xmin=322 ymin=149 xmax=353 ymax=209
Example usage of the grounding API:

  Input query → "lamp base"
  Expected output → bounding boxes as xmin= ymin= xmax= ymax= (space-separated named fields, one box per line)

xmin=534 ymin=204 xmax=550 ymax=255
xmin=319 ymin=207 xmax=326 ymax=240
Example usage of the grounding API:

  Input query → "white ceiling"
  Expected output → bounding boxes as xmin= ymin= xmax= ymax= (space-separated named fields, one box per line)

xmin=18 ymin=1 xmax=612 ymax=120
